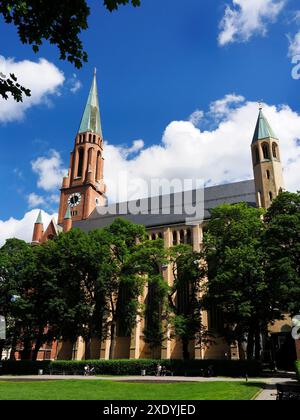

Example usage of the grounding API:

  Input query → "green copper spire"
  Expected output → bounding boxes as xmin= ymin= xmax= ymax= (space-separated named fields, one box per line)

xmin=64 ymin=207 xmax=72 ymax=220
xmin=78 ymin=69 xmax=102 ymax=137
xmin=35 ymin=210 xmax=43 ymax=225
xmin=252 ymin=108 xmax=278 ymax=144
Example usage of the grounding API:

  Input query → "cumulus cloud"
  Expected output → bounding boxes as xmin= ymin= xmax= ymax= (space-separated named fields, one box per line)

xmin=189 ymin=110 xmax=204 ymax=127
xmin=103 ymin=97 xmax=300 ymax=203
xmin=0 ymin=210 xmax=57 ymax=246
xmin=288 ymin=31 xmax=300 ymax=57
xmin=31 ymin=150 xmax=67 ymax=192
xmin=68 ymin=74 xmax=82 ymax=94
xmin=27 ymin=193 xmax=46 ymax=208
xmin=0 ymin=56 xmax=65 ymax=123
xmin=219 ymin=0 xmax=286 ymax=46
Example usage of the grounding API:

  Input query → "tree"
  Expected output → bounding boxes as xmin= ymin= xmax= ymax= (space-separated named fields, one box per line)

xmin=263 ymin=192 xmax=300 ymax=317
xmin=99 ymin=218 xmax=147 ymax=359
xmin=202 ymin=203 xmax=276 ymax=360
xmin=0 ymin=0 xmax=141 ymax=102
xmin=134 ymin=238 xmax=169 ymax=356
xmin=168 ymin=244 xmax=206 ymax=360
xmin=0 ymin=239 xmax=35 ymax=359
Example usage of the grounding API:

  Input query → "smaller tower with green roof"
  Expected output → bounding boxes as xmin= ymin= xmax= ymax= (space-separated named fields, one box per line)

xmin=251 ymin=106 xmax=284 ymax=209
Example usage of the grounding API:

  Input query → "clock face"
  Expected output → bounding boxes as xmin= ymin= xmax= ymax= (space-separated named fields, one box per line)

xmin=68 ymin=192 xmax=82 ymax=208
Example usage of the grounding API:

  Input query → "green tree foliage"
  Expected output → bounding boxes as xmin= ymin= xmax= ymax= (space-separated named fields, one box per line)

xmin=202 ymin=203 xmax=273 ymax=360
xmin=263 ymin=192 xmax=300 ymax=316
xmin=0 ymin=0 xmax=141 ymax=102
xmin=168 ymin=245 xmax=206 ymax=360
xmin=134 ymin=238 xmax=169 ymax=355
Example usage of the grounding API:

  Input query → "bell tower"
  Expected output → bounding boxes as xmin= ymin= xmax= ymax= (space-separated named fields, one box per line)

xmin=251 ymin=106 xmax=284 ymax=209
xmin=58 ymin=70 xmax=107 ymax=225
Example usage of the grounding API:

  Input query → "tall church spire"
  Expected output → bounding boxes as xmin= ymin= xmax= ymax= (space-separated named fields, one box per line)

xmin=252 ymin=108 xmax=278 ymax=144
xmin=251 ymin=107 xmax=284 ymax=209
xmin=58 ymin=69 xmax=107 ymax=225
xmin=78 ymin=69 xmax=102 ymax=137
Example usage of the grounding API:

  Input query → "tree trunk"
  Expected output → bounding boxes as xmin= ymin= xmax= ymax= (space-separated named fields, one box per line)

xmin=109 ymin=322 xmax=117 ymax=360
xmin=182 ymin=339 xmax=190 ymax=360
xmin=21 ymin=338 xmax=32 ymax=360
xmin=255 ymin=326 xmax=261 ymax=361
xmin=85 ymin=337 xmax=91 ymax=360
xmin=32 ymin=337 xmax=43 ymax=361
xmin=247 ymin=325 xmax=255 ymax=361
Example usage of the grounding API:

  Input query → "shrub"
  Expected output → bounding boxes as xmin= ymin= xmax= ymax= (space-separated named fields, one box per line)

xmin=1 ymin=360 xmax=51 ymax=375
xmin=1 ymin=359 xmax=262 ymax=377
xmin=296 ymin=361 xmax=300 ymax=383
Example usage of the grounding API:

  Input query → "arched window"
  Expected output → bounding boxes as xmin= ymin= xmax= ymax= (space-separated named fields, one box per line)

xmin=180 ymin=230 xmax=185 ymax=244
xmin=254 ymin=147 xmax=260 ymax=164
xmin=186 ymin=229 xmax=192 ymax=245
xmin=89 ymin=134 xmax=92 ymax=143
xmin=269 ymin=191 xmax=273 ymax=201
xmin=158 ymin=232 xmax=163 ymax=240
xmin=262 ymin=143 xmax=270 ymax=160
xmin=93 ymin=135 xmax=96 ymax=144
xmin=77 ymin=148 xmax=84 ymax=178
xmin=266 ymin=170 xmax=270 ymax=180
xmin=151 ymin=234 xmax=156 ymax=241
xmin=95 ymin=151 xmax=101 ymax=181
xmin=173 ymin=231 xmax=177 ymax=246
xmin=272 ymin=143 xmax=278 ymax=159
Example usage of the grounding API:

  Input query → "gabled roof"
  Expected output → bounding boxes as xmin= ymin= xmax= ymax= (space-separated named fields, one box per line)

xmin=252 ymin=109 xmax=278 ymax=144
xmin=78 ymin=69 xmax=102 ymax=137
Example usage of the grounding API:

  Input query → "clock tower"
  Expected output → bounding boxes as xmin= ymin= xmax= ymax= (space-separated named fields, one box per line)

xmin=58 ymin=70 xmax=107 ymax=225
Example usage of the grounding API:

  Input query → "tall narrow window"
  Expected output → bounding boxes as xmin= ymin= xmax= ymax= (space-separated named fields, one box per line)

xmin=272 ymin=143 xmax=278 ymax=159
xmin=262 ymin=143 xmax=270 ymax=160
xmin=173 ymin=231 xmax=177 ymax=246
xmin=180 ymin=230 xmax=185 ymax=244
xmin=89 ymin=134 xmax=92 ymax=143
xmin=269 ymin=191 xmax=273 ymax=201
xmin=93 ymin=135 xmax=96 ymax=143
xmin=186 ymin=229 xmax=192 ymax=245
xmin=266 ymin=170 xmax=270 ymax=180
xmin=77 ymin=148 xmax=84 ymax=178
xmin=95 ymin=151 xmax=101 ymax=181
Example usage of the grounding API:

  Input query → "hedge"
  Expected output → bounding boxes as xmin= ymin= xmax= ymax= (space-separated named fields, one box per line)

xmin=0 ymin=360 xmax=51 ymax=375
xmin=0 ymin=359 xmax=262 ymax=377
xmin=296 ymin=361 xmax=300 ymax=383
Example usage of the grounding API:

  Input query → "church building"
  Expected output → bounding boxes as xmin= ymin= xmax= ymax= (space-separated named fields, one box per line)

xmin=32 ymin=72 xmax=298 ymax=363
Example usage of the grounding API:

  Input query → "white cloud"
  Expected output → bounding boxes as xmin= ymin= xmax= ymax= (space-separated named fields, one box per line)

xmin=209 ymin=94 xmax=245 ymax=118
xmin=189 ymin=109 xmax=204 ymax=127
xmin=219 ymin=0 xmax=286 ymax=46
xmin=68 ymin=74 xmax=82 ymax=94
xmin=103 ymin=96 xmax=300 ymax=203
xmin=0 ymin=210 xmax=57 ymax=246
xmin=27 ymin=193 xmax=46 ymax=208
xmin=31 ymin=150 xmax=67 ymax=192
xmin=0 ymin=56 xmax=65 ymax=123
xmin=288 ymin=31 xmax=300 ymax=57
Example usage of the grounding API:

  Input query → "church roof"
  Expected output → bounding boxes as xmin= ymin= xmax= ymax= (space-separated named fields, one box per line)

xmin=35 ymin=210 xmax=43 ymax=225
xmin=252 ymin=109 xmax=278 ymax=144
xmin=73 ymin=179 xmax=256 ymax=231
xmin=78 ymin=70 xmax=102 ymax=137
xmin=64 ymin=207 xmax=72 ymax=220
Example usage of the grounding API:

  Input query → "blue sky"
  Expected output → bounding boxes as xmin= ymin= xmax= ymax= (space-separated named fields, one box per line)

xmin=1 ymin=0 xmax=300 ymax=242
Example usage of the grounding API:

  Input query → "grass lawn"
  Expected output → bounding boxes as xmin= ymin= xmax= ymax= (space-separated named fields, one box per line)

xmin=0 ymin=380 xmax=262 ymax=400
